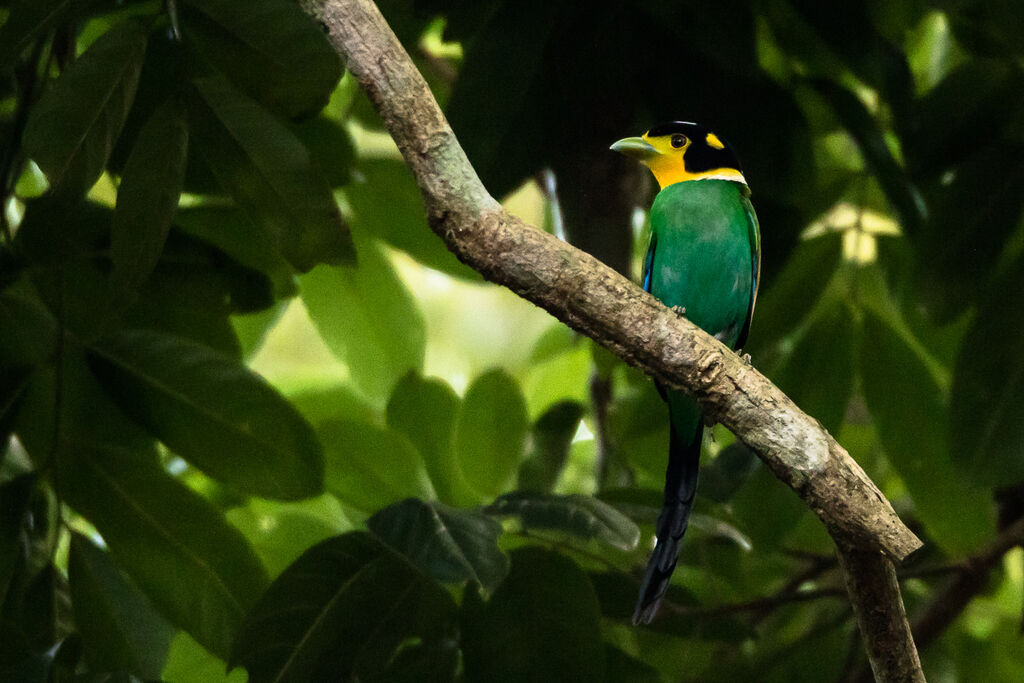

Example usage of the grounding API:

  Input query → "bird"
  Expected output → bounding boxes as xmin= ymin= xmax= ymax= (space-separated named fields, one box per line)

xmin=611 ymin=121 xmax=760 ymax=624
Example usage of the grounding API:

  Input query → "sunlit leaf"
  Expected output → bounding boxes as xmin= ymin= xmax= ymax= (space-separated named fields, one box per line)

xmin=300 ymin=233 xmax=425 ymax=405
xmin=87 ymin=329 xmax=323 ymax=500
xmin=485 ymin=491 xmax=640 ymax=551
xmin=230 ymin=532 xmax=457 ymax=683
xmin=320 ymin=419 xmax=435 ymax=513
xmin=453 ymin=370 xmax=529 ymax=501
xmin=23 ymin=21 xmax=147 ymax=196
xmin=367 ymin=497 xmax=508 ymax=594
xmin=345 ymin=159 xmax=479 ymax=280
xmin=386 ymin=373 xmax=477 ymax=506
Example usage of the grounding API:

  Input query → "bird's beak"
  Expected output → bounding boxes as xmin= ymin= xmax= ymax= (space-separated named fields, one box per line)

xmin=610 ymin=136 xmax=659 ymax=160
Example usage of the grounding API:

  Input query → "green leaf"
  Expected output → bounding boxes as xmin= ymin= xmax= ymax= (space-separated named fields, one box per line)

xmin=188 ymin=75 xmax=354 ymax=271
xmin=320 ymin=419 xmax=435 ymax=513
xmin=453 ymin=370 xmax=528 ymax=501
xmin=14 ymin=348 xmax=158 ymax=466
xmin=518 ymin=400 xmax=584 ymax=493
xmin=291 ymin=116 xmax=354 ymax=187
xmin=771 ymin=296 xmax=857 ymax=434
xmin=86 ymin=329 xmax=323 ymax=500
xmin=68 ymin=532 xmax=174 ymax=679
xmin=861 ymin=308 xmax=995 ymax=554
xmin=226 ymin=499 xmax=345 ymax=579
xmin=0 ymin=474 xmax=35 ymax=610
xmin=58 ymin=440 xmax=268 ymax=659
xmin=109 ymin=98 xmax=189 ymax=305
xmin=0 ymin=277 xmax=57 ymax=369
xmin=230 ymin=532 xmax=458 ymax=683
xmin=289 ymin=384 xmax=379 ymax=428
xmin=810 ymin=80 xmax=925 ymax=235
xmin=914 ymin=143 xmax=1024 ymax=322
xmin=367 ymin=498 xmax=508 ymax=594
xmin=747 ymin=233 xmax=842 ymax=356
xmin=0 ymin=0 xmax=73 ymax=73
xmin=181 ymin=0 xmax=342 ymax=119
xmin=699 ymin=442 xmax=759 ymax=504
xmin=604 ymin=645 xmax=660 ymax=683
xmin=300 ymin=234 xmax=425 ymax=405
xmin=22 ymin=21 xmax=147 ymax=196
xmin=947 ymin=0 xmax=1024 ymax=59
xmin=485 ymin=491 xmax=640 ymax=551
xmin=344 ymin=159 xmax=479 ymax=280
xmin=173 ymin=206 xmax=295 ymax=298
xmin=951 ymin=256 xmax=1024 ymax=488
xmin=162 ymin=632 xmax=248 ymax=683
xmin=461 ymin=547 xmax=605 ymax=683
xmin=386 ymin=373 xmax=478 ymax=506
xmin=445 ymin=0 xmax=561 ymax=196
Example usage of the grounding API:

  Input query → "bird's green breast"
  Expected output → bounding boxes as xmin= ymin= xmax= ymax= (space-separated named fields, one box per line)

xmin=647 ymin=179 xmax=756 ymax=348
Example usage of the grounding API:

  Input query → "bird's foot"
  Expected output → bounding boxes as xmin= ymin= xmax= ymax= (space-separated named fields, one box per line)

xmin=736 ymin=349 xmax=752 ymax=365
xmin=671 ymin=305 xmax=687 ymax=317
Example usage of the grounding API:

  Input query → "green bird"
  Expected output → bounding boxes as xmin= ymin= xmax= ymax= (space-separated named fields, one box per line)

xmin=611 ymin=121 xmax=760 ymax=624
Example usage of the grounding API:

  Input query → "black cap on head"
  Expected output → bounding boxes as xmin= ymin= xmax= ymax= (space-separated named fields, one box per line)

xmin=645 ymin=121 xmax=743 ymax=175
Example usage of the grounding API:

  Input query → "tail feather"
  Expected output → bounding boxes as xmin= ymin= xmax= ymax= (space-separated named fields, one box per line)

xmin=633 ymin=416 xmax=702 ymax=625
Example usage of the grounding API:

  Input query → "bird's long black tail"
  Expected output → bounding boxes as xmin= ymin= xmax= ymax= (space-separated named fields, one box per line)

xmin=633 ymin=408 xmax=702 ymax=625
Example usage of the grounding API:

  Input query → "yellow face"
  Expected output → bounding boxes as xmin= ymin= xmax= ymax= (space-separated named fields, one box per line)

xmin=610 ymin=124 xmax=747 ymax=190
xmin=640 ymin=131 xmax=746 ymax=189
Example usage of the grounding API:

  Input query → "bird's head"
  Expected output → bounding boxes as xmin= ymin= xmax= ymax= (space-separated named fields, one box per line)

xmin=610 ymin=121 xmax=746 ymax=190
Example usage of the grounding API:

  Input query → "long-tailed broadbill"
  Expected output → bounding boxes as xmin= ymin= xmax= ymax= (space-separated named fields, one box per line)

xmin=611 ymin=121 xmax=760 ymax=624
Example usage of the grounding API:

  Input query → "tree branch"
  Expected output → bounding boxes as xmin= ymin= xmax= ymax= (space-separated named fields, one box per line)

xmin=837 ymin=545 xmax=925 ymax=683
xmin=306 ymin=0 xmax=926 ymax=678
xmin=911 ymin=514 xmax=1024 ymax=650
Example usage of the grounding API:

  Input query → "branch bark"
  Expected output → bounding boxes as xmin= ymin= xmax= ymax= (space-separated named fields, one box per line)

xmin=305 ymin=0 xmax=927 ymax=678
xmin=838 ymin=546 xmax=925 ymax=683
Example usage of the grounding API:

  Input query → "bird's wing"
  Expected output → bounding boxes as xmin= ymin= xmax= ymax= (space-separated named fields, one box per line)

xmin=641 ymin=231 xmax=657 ymax=294
xmin=735 ymin=200 xmax=760 ymax=350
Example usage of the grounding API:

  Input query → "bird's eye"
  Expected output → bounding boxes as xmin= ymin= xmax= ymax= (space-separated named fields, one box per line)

xmin=670 ymin=134 xmax=687 ymax=149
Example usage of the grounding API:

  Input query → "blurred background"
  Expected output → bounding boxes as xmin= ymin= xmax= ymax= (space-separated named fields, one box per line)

xmin=1 ymin=0 xmax=1023 ymax=680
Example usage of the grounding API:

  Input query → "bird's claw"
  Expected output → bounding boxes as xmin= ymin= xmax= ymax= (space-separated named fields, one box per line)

xmin=671 ymin=305 xmax=687 ymax=317
xmin=741 ymin=352 xmax=752 ymax=365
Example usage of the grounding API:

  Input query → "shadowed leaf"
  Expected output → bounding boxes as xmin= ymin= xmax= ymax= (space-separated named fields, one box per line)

xmin=68 ymin=533 xmax=174 ymax=679
xmin=368 ymin=498 xmax=508 ymax=594
xmin=485 ymin=491 xmax=640 ymax=551
xmin=58 ymin=440 xmax=268 ymax=658
xmin=189 ymin=75 xmax=353 ymax=271
xmin=87 ymin=329 xmax=323 ymax=500
xmin=109 ymin=98 xmax=189 ymax=306
xmin=23 ymin=21 xmax=147 ymax=196
xmin=461 ymin=547 xmax=604 ymax=683
xmin=230 ymin=532 xmax=457 ymax=683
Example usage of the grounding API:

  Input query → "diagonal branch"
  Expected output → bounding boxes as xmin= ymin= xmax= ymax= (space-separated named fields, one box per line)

xmin=304 ymin=0 xmax=925 ymax=679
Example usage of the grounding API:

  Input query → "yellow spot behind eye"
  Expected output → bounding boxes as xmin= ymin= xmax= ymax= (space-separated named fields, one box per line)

xmin=706 ymin=133 xmax=725 ymax=149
